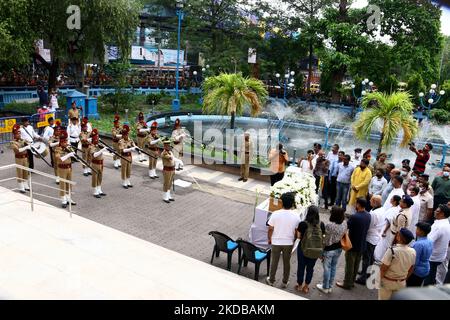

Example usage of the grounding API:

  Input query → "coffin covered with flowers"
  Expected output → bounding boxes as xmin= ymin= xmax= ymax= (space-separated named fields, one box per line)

xmin=269 ymin=168 xmax=318 ymax=213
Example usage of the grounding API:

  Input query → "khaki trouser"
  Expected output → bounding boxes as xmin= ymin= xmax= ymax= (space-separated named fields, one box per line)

xmin=15 ymin=157 xmax=29 ymax=183
xmin=121 ymin=157 xmax=132 ymax=179
xmin=50 ymin=148 xmax=58 ymax=176
xmin=82 ymin=146 xmax=89 ymax=168
xmin=112 ymin=142 xmax=119 ymax=161
xmin=163 ymin=170 xmax=174 ymax=192
xmin=58 ymin=168 xmax=72 ymax=197
xmin=147 ymin=149 xmax=158 ymax=169
xmin=172 ymin=143 xmax=183 ymax=158
xmin=137 ymin=136 xmax=145 ymax=149
xmin=91 ymin=163 xmax=103 ymax=187
xmin=269 ymin=245 xmax=293 ymax=284
xmin=240 ymin=155 xmax=250 ymax=179
xmin=378 ymin=278 xmax=406 ymax=300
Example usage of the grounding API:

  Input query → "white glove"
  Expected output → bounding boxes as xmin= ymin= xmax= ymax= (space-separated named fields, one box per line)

xmin=19 ymin=145 xmax=31 ymax=152
xmin=150 ymin=138 xmax=160 ymax=145
xmin=94 ymin=149 xmax=107 ymax=158
xmin=61 ymin=152 xmax=74 ymax=162
xmin=116 ymin=134 xmax=122 ymax=138
xmin=87 ymin=138 xmax=92 ymax=142
xmin=49 ymin=142 xmax=59 ymax=147
xmin=139 ymin=128 xmax=150 ymax=133
xmin=123 ymin=147 xmax=134 ymax=153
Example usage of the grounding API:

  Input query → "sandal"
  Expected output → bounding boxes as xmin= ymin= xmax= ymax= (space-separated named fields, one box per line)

xmin=294 ymin=284 xmax=303 ymax=292
xmin=302 ymin=285 xmax=310 ymax=294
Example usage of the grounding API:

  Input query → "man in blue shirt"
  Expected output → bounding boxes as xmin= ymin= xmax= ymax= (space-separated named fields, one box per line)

xmin=407 ymin=222 xmax=433 ymax=287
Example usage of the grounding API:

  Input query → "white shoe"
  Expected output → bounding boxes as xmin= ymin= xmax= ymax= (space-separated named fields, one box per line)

xmin=122 ymin=180 xmax=128 ymax=189
xmin=265 ymin=277 xmax=274 ymax=286
xmin=281 ymin=281 xmax=289 ymax=289
xmin=168 ymin=191 xmax=174 ymax=201
xmin=316 ymin=283 xmax=331 ymax=294
xmin=18 ymin=182 xmax=25 ymax=193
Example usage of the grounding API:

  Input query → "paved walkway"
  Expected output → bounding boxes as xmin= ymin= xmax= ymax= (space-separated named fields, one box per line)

xmin=0 ymin=186 xmax=301 ymax=300
xmin=0 ymin=152 xmax=376 ymax=300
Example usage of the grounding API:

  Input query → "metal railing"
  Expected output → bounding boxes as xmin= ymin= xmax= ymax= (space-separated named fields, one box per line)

xmin=0 ymin=164 xmax=77 ymax=217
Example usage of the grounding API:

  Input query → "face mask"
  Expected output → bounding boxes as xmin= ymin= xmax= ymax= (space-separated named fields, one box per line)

xmin=401 ymin=171 xmax=407 ymax=176
xmin=355 ymin=153 xmax=361 ymax=158
xmin=444 ymin=172 xmax=450 ymax=178
xmin=411 ymin=176 xmax=417 ymax=181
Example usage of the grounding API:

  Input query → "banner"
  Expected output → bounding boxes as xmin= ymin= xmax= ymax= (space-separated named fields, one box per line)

xmin=108 ymin=45 xmax=185 ymax=68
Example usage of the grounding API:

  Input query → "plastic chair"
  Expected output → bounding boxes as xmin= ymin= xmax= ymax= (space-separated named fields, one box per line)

xmin=208 ymin=231 xmax=240 ymax=271
xmin=236 ymin=239 xmax=271 ymax=280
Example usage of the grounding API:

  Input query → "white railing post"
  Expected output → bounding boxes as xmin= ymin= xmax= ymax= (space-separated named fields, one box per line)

xmin=68 ymin=186 xmax=72 ymax=218
xmin=28 ymin=173 xmax=34 ymax=212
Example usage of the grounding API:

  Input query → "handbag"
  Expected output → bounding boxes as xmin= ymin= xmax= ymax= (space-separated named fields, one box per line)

xmin=340 ymin=231 xmax=352 ymax=251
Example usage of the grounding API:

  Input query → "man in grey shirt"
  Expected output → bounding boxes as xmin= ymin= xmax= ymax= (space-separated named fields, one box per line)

xmin=335 ymin=155 xmax=354 ymax=211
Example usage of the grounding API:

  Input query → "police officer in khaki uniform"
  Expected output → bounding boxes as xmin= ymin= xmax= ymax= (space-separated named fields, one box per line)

xmin=171 ymin=118 xmax=187 ymax=171
xmin=80 ymin=121 xmax=92 ymax=176
xmin=136 ymin=112 xmax=149 ymax=162
xmin=118 ymin=124 xmax=136 ymax=189
xmin=9 ymin=124 xmax=31 ymax=193
xmin=88 ymin=129 xmax=108 ymax=198
xmin=379 ymin=228 xmax=416 ymax=300
xmin=54 ymin=131 xmax=76 ymax=208
xmin=239 ymin=131 xmax=254 ymax=182
xmin=111 ymin=115 xmax=122 ymax=169
xmin=144 ymin=121 xmax=161 ymax=179
xmin=68 ymin=101 xmax=80 ymax=120
xmin=161 ymin=137 xmax=183 ymax=203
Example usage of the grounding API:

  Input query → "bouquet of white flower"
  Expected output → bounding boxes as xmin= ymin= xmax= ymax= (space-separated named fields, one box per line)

xmin=270 ymin=171 xmax=318 ymax=209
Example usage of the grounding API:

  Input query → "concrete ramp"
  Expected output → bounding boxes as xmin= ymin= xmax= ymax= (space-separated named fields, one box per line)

xmin=0 ymin=186 xmax=302 ymax=300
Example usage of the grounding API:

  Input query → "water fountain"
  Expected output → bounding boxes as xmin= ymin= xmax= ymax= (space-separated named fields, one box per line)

xmin=433 ymin=125 xmax=450 ymax=167
xmin=313 ymin=108 xmax=346 ymax=150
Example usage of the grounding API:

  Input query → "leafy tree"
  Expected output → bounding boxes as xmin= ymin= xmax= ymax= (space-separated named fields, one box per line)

xmin=406 ymin=73 xmax=426 ymax=105
xmin=0 ymin=0 xmax=34 ymax=70
xmin=354 ymin=91 xmax=419 ymax=154
xmin=369 ymin=0 xmax=443 ymax=84
xmin=104 ymin=61 xmax=135 ymax=113
xmin=283 ymin=0 xmax=335 ymax=94
xmin=202 ymin=73 xmax=268 ymax=129
xmin=1 ymin=0 xmax=141 ymax=93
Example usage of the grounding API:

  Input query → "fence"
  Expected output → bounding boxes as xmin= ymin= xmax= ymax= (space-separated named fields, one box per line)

xmin=0 ymin=110 xmax=66 ymax=152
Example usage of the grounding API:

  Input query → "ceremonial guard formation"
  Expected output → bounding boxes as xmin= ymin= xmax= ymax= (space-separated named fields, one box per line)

xmin=8 ymin=112 xmax=188 ymax=207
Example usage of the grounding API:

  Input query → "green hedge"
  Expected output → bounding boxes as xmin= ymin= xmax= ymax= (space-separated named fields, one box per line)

xmin=2 ymin=101 xmax=39 ymax=115
xmin=430 ymin=109 xmax=450 ymax=124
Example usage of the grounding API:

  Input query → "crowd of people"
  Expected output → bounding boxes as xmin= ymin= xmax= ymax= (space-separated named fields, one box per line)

xmin=264 ymin=142 xmax=450 ymax=299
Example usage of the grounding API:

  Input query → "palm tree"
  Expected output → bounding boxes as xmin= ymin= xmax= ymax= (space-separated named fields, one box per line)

xmin=202 ymin=73 xmax=268 ymax=129
xmin=354 ymin=91 xmax=419 ymax=155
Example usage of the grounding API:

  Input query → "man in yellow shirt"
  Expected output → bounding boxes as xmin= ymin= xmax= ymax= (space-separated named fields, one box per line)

xmin=349 ymin=159 xmax=372 ymax=212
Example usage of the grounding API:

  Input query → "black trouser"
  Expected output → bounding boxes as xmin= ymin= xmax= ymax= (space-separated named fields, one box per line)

xmin=27 ymin=149 xmax=34 ymax=170
xmin=329 ymin=176 xmax=337 ymax=206
xmin=423 ymin=261 xmax=441 ymax=286
xmin=407 ymin=273 xmax=426 ymax=287
xmin=270 ymin=172 xmax=284 ymax=186
xmin=358 ymin=242 xmax=376 ymax=281
xmin=315 ymin=175 xmax=321 ymax=193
